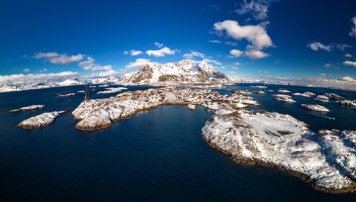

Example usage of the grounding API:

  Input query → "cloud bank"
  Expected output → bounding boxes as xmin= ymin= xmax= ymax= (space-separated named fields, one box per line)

xmin=34 ymin=52 xmax=84 ymax=64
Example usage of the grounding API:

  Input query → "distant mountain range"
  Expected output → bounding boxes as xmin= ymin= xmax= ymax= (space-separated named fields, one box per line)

xmin=0 ymin=79 xmax=84 ymax=93
xmin=0 ymin=60 xmax=230 ymax=93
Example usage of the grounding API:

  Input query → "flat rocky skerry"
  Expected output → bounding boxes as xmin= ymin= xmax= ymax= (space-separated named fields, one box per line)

xmin=17 ymin=111 xmax=66 ymax=129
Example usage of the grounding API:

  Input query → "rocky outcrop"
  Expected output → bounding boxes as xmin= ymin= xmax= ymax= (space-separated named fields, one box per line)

xmin=315 ymin=95 xmax=329 ymax=102
xmin=97 ymin=87 xmax=128 ymax=94
xmin=293 ymin=92 xmax=315 ymax=97
xmin=9 ymin=105 xmax=45 ymax=112
xmin=300 ymin=104 xmax=330 ymax=112
xmin=272 ymin=94 xmax=296 ymax=103
xmin=17 ymin=111 xmax=65 ymax=129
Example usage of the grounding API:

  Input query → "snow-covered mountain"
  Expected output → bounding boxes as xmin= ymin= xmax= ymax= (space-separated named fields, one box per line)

xmin=57 ymin=79 xmax=84 ymax=86
xmin=0 ymin=79 xmax=84 ymax=93
xmin=119 ymin=60 xmax=230 ymax=85
xmin=91 ymin=76 xmax=121 ymax=84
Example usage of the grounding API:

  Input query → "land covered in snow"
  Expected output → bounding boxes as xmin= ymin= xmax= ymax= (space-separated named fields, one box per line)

xmin=58 ymin=93 xmax=75 ymax=97
xmin=293 ymin=92 xmax=315 ymax=97
xmin=71 ymin=87 xmax=356 ymax=193
xmin=72 ymin=87 xmax=258 ymax=131
xmin=202 ymin=105 xmax=355 ymax=193
xmin=301 ymin=104 xmax=330 ymax=112
xmin=117 ymin=59 xmax=231 ymax=86
xmin=17 ymin=111 xmax=65 ymax=129
xmin=97 ymin=87 xmax=128 ymax=94
xmin=272 ymin=94 xmax=296 ymax=103
xmin=9 ymin=105 xmax=45 ymax=112
xmin=0 ymin=79 xmax=84 ymax=93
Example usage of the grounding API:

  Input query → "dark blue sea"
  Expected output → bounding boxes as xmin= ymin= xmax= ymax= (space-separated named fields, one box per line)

xmin=0 ymin=84 xmax=355 ymax=202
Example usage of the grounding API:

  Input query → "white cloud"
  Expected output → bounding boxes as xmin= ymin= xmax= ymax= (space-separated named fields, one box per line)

xmin=124 ymin=50 xmax=143 ymax=56
xmin=95 ymin=70 xmax=119 ymax=77
xmin=245 ymin=48 xmax=269 ymax=59
xmin=323 ymin=63 xmax=339 ymax=69
xmin=343 ymin=60 xmax=356 ymax=67
xmin=335 ymin=44 xmax=351 ymax=51
xmin=0 ymin=71 xmax=79 ymax=85
xmin=79 ymin=57 xmax=112 ymax=71
xmin=349 ymin=16 xmax=356 ymax=37
xmin=338 ymin=76 xmax=355 ymax=82
xmin=39 ymin=68 xmax=47 ymax=72
xmin=208 ymin=40 xmax=222 ymax=44
xmin=344 ymin=53 xmax=353 ymax=58
xmin=124 ymin=58 xmax=152 ymax=71
xmin=214 ymin=20 xmax=272 ymax=50
xmin=202 ymin=58 xmax=222 ymax=66
xmin=154 ymin=42 xmax=164 ymax=48
xmin=307 ymin=42 xmax=351 ymax=52
xmin=146 ymin=47 xmax=177 ymax=57
xmin=236 ymin=0 xmax=273 ymax=20
xmin=307 ymin=42 xmax=332 ymax=52
xmin=324 ymin=63 xmax=333 ymax=68
xmin=229 ymin=49 xmax=243 ymax=58
xmin=213 ymin=20 xmax=272 ymax=59
xmin=23 ymin=68 xmax=30 ymax=72
xmin=34 ymin=52 xmax=84 ymax=64
xmin=232 ymin=62 xmax=240 ymax=70
xmin=183 ymin=51 xmax=205 ymax=59
xmin=258 ymin=70 xmax=269 ymax=74
xmin=225 ymin=41 xmax=237 ymax=46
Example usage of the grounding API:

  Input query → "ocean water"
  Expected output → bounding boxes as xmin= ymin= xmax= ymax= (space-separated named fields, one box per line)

xmin=0 ymin=84 xmax=355 ymax=202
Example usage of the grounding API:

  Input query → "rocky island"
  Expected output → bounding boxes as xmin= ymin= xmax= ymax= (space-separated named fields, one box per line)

xmin=97 ymin=87 xmax=128 ymax=94
xmin=17 ymin=111 xmax=66 ymax=129
xmin=272 ymin=94 xmax=296 ymax=103
xmin=202 ymin=104 xmax=355 ymax=193
xmin=9 ymin=105 xmax=45 ymax=112
xmin=72 ymin=87 xmax=250 ymax=130
xmin=300 ymin=104 xmax=330 ymax=112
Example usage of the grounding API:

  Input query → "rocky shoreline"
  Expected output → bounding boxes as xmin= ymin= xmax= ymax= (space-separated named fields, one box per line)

xmin=17 ymin=111 xmax=66 ymax=129
xmin=72 ymin=87 xmax=252 ymax=130
xmin=205 ymin=138 xmax=356 ymax=193
xmin=201 ymin=105 xmax=355 ymax=193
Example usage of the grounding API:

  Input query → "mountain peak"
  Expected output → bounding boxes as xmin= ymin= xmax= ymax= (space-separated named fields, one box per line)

xmin=119 ymin=59 xmax=229 ymax=85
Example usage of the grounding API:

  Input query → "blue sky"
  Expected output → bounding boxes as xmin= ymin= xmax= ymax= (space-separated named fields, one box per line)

xmin=0 ymin=0 xmax=355 ymax=84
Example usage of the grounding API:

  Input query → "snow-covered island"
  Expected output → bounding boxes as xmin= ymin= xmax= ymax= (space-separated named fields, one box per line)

xmin=202 ymin=105 xmax=355 ymax=193
xmin=97 ymin=87 xmax=128 ymax=94
xmin=58 ymin=93 xmax=75 ymax=97
xmin=72 ymin=87 xmax=256 ymax=131
xmin=9 ymin=105 xmax=45 ymax=112
xmin=293 ymin=92 xmax=315 ymax=97
xmin=315 ymin=95 xmax=329 ymax=102
xmin=335 ymin=100 xmax=356 ymax=108
xmin=300 ymin=104 xmax=330 ymax=112
xmin=17 ymin=111 xmax=65 ymax=129
xmin=277 ymin=89 xmax=291 ymax=93
xmin=272 ymin=94 xmax=296 ymax=103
